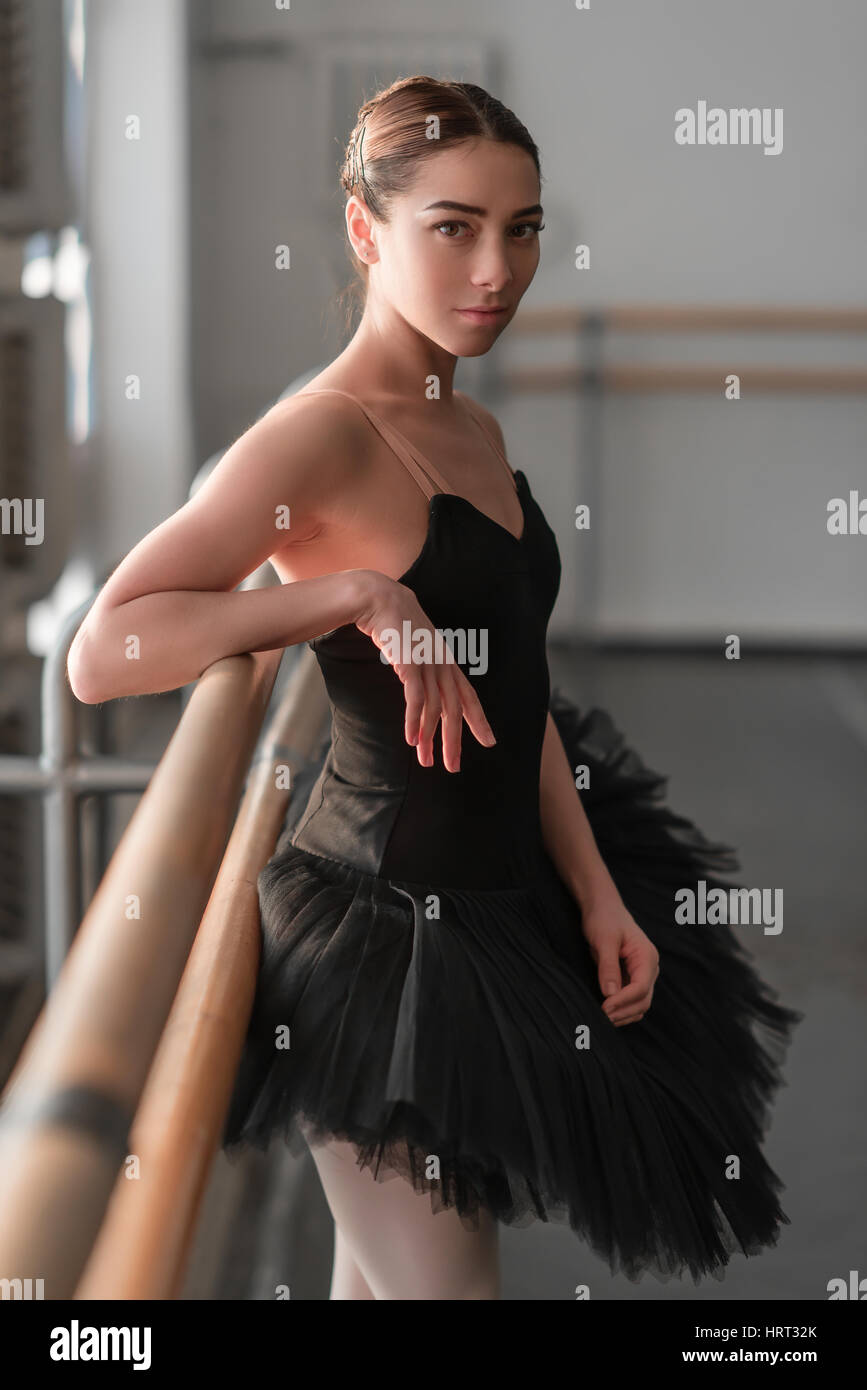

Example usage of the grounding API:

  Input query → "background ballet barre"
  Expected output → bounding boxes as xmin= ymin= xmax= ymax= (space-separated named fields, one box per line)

xmin=483 ymin=304 xmax=867 ymax=644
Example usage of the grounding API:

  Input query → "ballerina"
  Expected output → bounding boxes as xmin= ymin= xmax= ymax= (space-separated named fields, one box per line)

xmin=69 ymin=74 xmax=801 ymax=1301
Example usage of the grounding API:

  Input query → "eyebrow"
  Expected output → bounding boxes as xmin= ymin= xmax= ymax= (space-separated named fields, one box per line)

xmin=420 ymin=200 xmax=544 ymax=218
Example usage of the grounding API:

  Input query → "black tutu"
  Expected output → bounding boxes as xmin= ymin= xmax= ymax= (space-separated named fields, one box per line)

xmin=222 ymin=685 xmax=802 ymax=1286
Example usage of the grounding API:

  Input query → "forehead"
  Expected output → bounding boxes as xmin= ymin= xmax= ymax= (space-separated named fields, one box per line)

xmin=405 ymin=140 xmax=540 ymax=212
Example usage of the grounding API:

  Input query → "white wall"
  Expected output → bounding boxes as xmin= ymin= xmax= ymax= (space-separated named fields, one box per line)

xmin=86 ymin=0 xmax=192 ymax=573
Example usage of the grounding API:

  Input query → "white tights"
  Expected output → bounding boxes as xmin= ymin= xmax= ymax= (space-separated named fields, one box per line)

xmin=305 ymin=1132 xmax=501 ymax=1300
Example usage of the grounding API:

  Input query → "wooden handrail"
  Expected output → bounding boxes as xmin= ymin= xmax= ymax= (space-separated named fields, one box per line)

xmin=0 ymin=639 xmax=324 ymax=1298
xmin=75 ymin=647 xmax=328 ymax=1299
xmin=499 ymin=305 xmax=867 ymax=394
xmin=503 ymin=365 xmax=867 ymax=393
xmin=513 ymin=305 xmax=867 ymax=334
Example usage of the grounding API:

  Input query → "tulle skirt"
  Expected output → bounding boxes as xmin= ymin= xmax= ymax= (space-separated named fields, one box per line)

xmin=222 ymin=686 xmax=802 ymax=1285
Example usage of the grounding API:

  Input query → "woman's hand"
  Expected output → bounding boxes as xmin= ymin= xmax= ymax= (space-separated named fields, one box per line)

xmin=580 ymin=892 xmax=660 ymax=1027
xmin=355 ymin=572 xmax=497 ymax=773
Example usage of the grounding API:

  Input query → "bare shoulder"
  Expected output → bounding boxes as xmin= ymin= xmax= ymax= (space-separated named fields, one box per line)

xmin=456 ymin=391 xmax=516 ymax=476
xmin=456 ymin=390 xmax=505 ymax=441
xmin=78 ymin=387 xmax=375 ymax=620
xmin=268 ymin=386 xmax=372 ymax=473
xmin=193 ymin=386 xmax=373 ymax=535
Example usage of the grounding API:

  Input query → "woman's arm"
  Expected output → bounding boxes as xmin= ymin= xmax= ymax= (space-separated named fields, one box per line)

xmin=538 ymin=710 xmax=620 ymax=910
xmin=539 ymin=710 xmax=660 ymax=1024
xmin=67 ymin=394 xmax=374 ymax=704
xmin=68 ymin=569 xmax=374 ymax=704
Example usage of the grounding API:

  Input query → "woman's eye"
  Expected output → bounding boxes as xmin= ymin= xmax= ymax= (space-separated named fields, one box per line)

xmin=432 ymin=220 xmax=546 ymax=240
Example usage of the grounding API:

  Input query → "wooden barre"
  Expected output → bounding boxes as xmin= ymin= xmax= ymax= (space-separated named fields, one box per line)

xmin=503 ymin=365 xmax=867 ymax=393
xmin=513 ymin=305 xmax=867 ymax=334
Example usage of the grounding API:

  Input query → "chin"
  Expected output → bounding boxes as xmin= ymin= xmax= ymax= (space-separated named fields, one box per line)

xmin=455 ymin=341 xmax=496 ymax=359
xmin=437 ymin=324 xmax=506 ymax=357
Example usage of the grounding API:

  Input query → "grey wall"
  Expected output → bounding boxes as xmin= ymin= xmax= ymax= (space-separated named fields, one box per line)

xmin=85 ymin=0 xmax=193 ymax=577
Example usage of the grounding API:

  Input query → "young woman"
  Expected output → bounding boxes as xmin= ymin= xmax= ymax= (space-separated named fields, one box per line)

xmin=69 ymin=76 xmax=801 ymax=1300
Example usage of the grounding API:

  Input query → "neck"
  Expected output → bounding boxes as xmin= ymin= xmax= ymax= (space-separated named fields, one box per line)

xmin=334 ymin=303 xmax=460 ymax=403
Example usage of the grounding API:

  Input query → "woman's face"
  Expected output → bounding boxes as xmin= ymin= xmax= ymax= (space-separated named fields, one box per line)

xmin=348 ymin=137 xmax=543 ymax=357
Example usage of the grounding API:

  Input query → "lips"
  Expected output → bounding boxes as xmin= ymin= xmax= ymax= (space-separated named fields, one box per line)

xmin=458 ymin=306 xmax=508 ymax=322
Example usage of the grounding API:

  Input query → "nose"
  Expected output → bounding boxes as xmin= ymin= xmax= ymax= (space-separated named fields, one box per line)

xmin=468 ymin=235 xmax=516 ymax=293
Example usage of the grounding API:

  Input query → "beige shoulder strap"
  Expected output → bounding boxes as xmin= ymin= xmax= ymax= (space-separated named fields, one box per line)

xmin=458 ymin=393 xmax=519 ymax=493
xmin=297 ymin=388 xmax=455 ymax=501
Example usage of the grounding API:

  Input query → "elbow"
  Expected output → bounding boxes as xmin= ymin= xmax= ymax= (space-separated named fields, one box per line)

xmin=68 ymin=669 xmax=102 ymax=706
xmin=67 ymin=627 xmax=107 ymax=705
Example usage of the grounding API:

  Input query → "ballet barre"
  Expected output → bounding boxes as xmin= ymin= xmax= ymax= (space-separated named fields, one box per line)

xmin=0 ymin=600 xmax=329 ymax=1298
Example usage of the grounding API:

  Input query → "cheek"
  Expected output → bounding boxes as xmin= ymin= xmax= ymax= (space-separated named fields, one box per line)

xmin=516 ymin=248 xmax=541 ymax=286
xmin=400 ymin=243 xmax=452 ymax=299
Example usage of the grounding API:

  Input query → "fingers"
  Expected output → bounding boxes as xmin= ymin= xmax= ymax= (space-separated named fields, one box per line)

xmin=603 ymin=975 xmax=651 ymax=1015
xmin=395 ymin=627 xmax=496 ymax=773
xmin=604 ymin=990 xmax=656 ymax=1025
xmin=602 ymin=943 xmax=659 ymax=1026
xmin=597 ymin=954 xmax=622 ymax=1001
xmin=368 ymin=585 xmax=496 ymax=770
xmin=438 ymin=678 xmax=463 ymax=773
xmin=416 ymin=665 xmax=442 ymax=769
xmin=454 ymin=668 xmax=497 ymax=752
xmin=607 ymin=1004 xmax=648 ymax=1027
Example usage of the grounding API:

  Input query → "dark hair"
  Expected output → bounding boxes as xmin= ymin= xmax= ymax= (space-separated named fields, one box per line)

xmin=332 ymin=75 xmax=542 ymax=336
